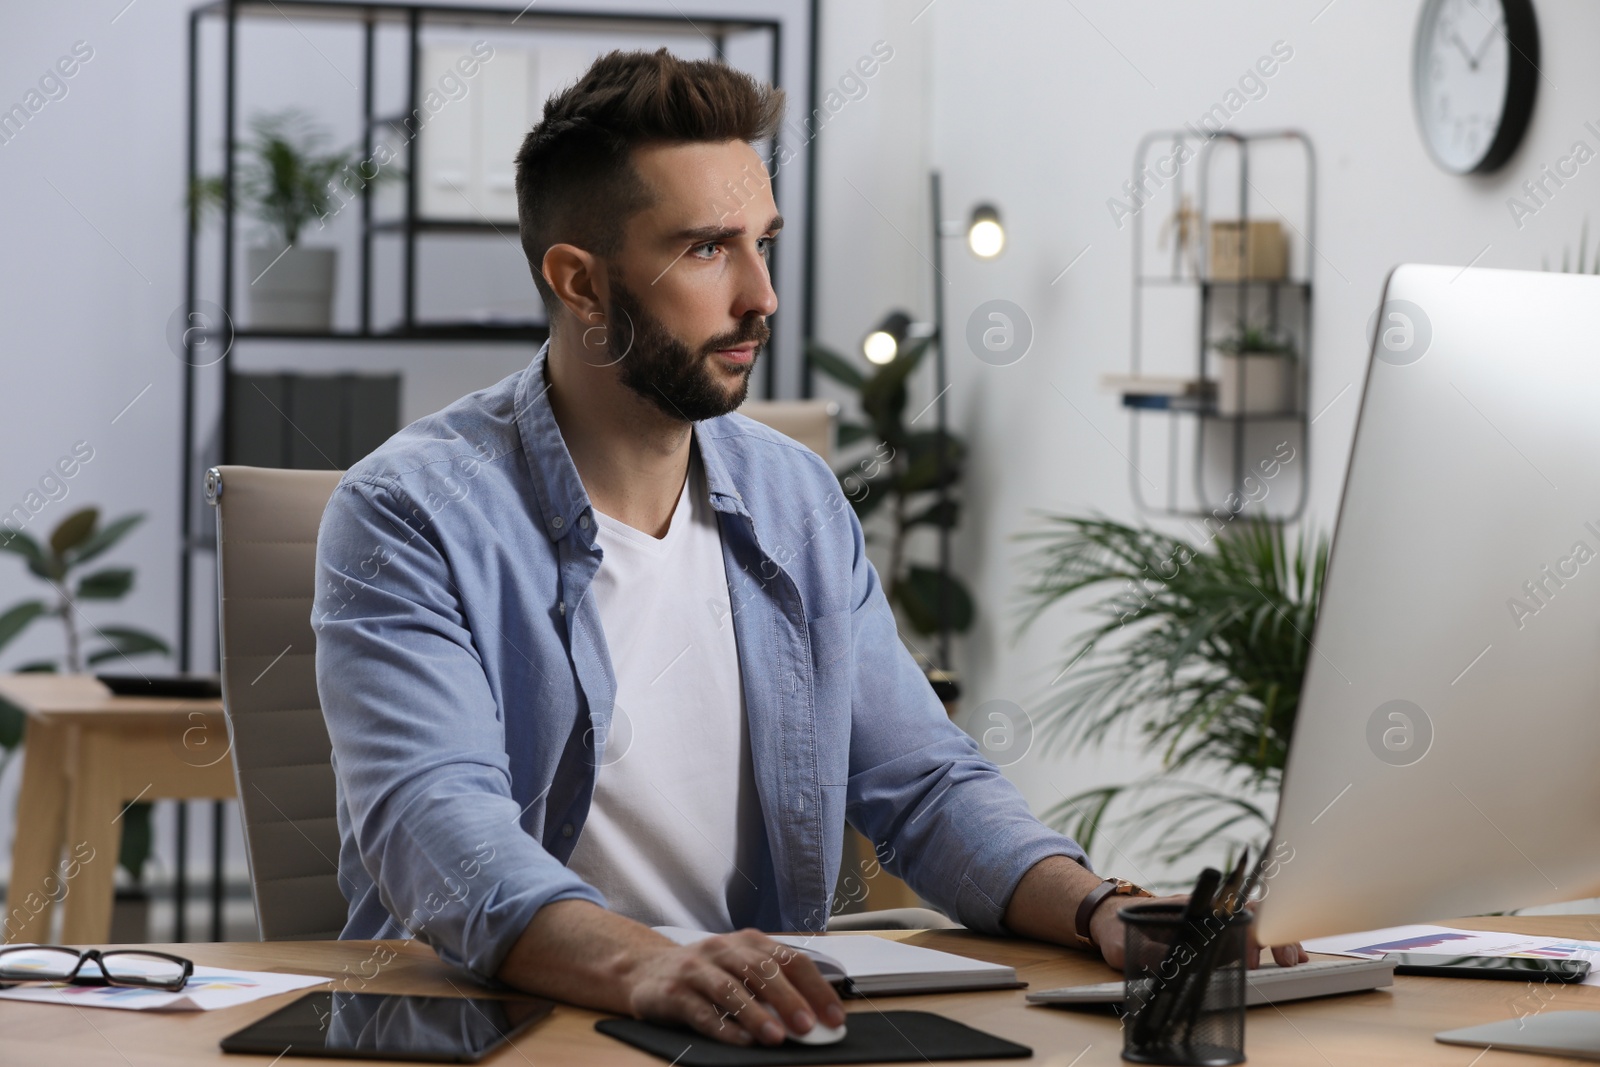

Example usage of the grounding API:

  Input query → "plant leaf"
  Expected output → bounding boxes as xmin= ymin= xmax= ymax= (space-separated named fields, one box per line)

xmin=65 ymin=513 xmax=143 ymax=570
xmin=806 ymin=342 xmax=866 ymax=391
xmin=118 ymin=800 xmax=154 ymax=883
xmin=839 ymin=472 xmax=894 ymax=521
xmin=0 ymin=528 xmax=59 ymax=580
xmin=860 ymin=337 xmax=930 ymax=445
xmin=894 ymin=565 xmax=975 ymax=635
xmin=85 ymin=626 xmax=171 ymax=666
xmin=0 ymin=694 xmax=24 ymax=750
xmin=76 ymin=568 xmax=134 ymax=600
xmin=898 ymin=431 xmax=966 ymax=494
xmin=905 ymin=499 xmax=961 ymax=529
xmin=15 ymin=660 xmax=58 ymax=673
xmin=0 ymin=600 xmax=50 ymax=654
xmin=837 ymin=421 xmax=875 ymax=448
xmin=49 ymin=508 xmax=99 ymax=557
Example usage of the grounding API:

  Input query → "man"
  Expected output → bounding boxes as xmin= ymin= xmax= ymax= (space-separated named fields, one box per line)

xmin=313 ymin=48 xmax=1303 ymax=1048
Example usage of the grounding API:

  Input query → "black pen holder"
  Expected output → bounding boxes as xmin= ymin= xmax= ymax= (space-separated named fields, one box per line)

xmin=1119 ymin=902 xmax=1250 ymax=1066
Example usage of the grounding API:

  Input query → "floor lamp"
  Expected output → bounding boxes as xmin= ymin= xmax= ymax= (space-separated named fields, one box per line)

xmin=861 ymin=171 xmax=1004 ymax=674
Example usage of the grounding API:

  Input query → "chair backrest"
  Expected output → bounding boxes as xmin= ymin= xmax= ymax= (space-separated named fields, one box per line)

xmin=207 ymin=464 xmax=347 ymax=940
xmin=738 ymin=400 xmax=838 ymax=465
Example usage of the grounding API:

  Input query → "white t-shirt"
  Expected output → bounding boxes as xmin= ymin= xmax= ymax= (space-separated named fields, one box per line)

xmin=565 ymin=453 xmax=764 ymax=931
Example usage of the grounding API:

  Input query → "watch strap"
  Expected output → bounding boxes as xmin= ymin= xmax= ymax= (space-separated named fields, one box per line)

xmin=1074 ymin=878 xmax=1151 ymax=949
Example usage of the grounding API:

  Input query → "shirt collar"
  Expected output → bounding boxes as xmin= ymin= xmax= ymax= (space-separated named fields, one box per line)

xmin=513 ymin=341 xmax=751 ymax=543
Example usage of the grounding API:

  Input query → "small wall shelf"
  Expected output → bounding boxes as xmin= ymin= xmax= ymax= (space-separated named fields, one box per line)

xmin=1121 ymin=129 xmax=1316 ymax=522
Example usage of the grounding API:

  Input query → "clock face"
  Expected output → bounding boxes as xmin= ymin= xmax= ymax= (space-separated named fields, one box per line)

xmin=1413 ymin=0 xmax=1531 ymax=174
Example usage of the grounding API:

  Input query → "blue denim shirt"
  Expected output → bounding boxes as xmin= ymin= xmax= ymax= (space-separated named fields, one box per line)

xmin=312 ymin=343 xmax=1088 ymax=980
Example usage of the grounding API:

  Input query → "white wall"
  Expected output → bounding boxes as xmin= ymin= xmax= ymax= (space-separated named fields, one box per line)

xmin=812 ymin=0 xmax=1600 ymax=883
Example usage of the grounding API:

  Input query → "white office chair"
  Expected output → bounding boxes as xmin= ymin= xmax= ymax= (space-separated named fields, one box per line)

xmin=738 ymin=399 xmax=839 ymax=464
xmin=208 ymin=465 xmax=349 ymax=940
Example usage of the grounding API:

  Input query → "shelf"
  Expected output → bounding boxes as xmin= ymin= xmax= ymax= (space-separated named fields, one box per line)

xmin=1197 ymin=410 xmax=1303 ymax=422
xmin=366 ymin=218 xmax=520 ymax=235
xmin=1136 ymin=277 xmax=1312 ymax=291
xmin=234 ymin=323 xmax=548 ymax=342
xmin=198 ymin=1 xmax=778 ymax=35
xmin=1121 ymin=399 xmax=1303 ymax=422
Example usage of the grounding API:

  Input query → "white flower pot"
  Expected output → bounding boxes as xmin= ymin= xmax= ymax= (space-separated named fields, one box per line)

xmin=1216 ymin=352 xmax=1294 ymax=416
xmin=246 ymin=245 xmax=336 ymax=330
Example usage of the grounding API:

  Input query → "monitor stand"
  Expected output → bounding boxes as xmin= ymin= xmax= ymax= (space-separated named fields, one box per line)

xmin=1438 ymin=1012 xmax=1600 ymax=1060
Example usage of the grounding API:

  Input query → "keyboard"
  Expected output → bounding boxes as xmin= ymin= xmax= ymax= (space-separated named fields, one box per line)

xmin=1027 ymin=957 xmax=1395 ymax=1009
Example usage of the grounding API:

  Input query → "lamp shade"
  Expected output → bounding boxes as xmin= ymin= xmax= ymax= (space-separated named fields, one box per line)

xmin=967 ymin=203 xmax=1004 ymax=258
xmin=862 ymin=309 xmax=913 ymax=364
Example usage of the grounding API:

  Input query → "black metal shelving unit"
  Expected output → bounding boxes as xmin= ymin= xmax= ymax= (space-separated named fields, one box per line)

xmin=177 ymin=0 xmax=809 ymax=942
xmin=1124 ymin=129 xmax=1315 ymax=522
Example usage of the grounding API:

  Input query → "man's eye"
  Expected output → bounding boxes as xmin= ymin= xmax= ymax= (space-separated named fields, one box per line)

xmin=691 ymin=241 xmax=721 ymax=259
xmin=757 ymin=236 xmax=777 ymax=256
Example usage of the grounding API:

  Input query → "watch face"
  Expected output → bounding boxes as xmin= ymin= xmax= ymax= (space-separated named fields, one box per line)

xmin=1414 ymin=0 xmax=1512 ymax=173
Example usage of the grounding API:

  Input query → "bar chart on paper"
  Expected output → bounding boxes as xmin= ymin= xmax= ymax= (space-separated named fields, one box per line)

xmin=1303 ymin=925 xmax=1600 ymax=987
xmin=1344 ymin=932 xmax=1477 ymax=955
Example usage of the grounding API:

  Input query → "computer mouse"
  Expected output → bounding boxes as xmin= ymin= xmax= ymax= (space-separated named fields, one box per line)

xmin=786 ymin=1019 xmax=847 ymax=1045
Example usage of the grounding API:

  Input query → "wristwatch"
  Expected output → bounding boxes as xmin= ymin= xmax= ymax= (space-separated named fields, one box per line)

xmin=1073 ymin=877 xmax=1154 ymax=950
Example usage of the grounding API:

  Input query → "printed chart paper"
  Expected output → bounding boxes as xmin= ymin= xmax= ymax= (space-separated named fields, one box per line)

xmin=0 ymin=964 xmax=327 ymax=1011
xmin=1303 ymin=924 xmax=1600 ymax=987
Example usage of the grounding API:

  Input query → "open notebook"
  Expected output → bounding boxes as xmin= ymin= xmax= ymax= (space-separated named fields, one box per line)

xmin=653 ymin=927 xmax=1023 ymax=996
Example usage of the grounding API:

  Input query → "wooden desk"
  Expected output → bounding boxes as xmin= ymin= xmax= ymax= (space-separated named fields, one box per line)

xmin=1 ymin=673 xmax=233 ymax=945
xmin=4 ymin=916 xmax=1599 ymax=1065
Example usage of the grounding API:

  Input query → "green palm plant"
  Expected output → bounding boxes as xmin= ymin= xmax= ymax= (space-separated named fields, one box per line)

xmin=1542 ymin=217 xmax=1600 ymax=274
xmin=0 ymin=507 xmax=170 ymax=882
xmin=1015 ymin=515 xmax=1327 ymax=871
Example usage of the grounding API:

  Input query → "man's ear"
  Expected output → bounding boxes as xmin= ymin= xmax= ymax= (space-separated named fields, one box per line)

xmin=541 ymin=243 xmax=609 ymax=327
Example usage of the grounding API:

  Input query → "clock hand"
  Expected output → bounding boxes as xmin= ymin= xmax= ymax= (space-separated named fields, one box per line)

xmin=1448 ymin=30 xmax=1477 ymax=69
xmin=1469 ymin=20 xmax=1504 ymax=67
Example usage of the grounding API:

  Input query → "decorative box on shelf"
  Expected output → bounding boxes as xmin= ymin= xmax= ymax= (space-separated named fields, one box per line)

xmin=1209 ymin=219 xmax=1288 ymax=281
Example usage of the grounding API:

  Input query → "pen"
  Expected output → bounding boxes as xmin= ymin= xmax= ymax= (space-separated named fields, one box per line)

xmin=1132 ymin=866 xmax=1222 ymax=1048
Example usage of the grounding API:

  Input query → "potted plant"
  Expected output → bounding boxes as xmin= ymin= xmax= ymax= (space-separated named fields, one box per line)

xmin=806 ymin=337 xmax=974 ymax=660
xmin=1211 ymin=326 xmax=1297 ymax=416
xmin=192 ymin=109 xmax=387 ymax=330
xmin=0 ymin=508 xmax=171 ymax=926
xmin=1543 ymin=217 xmax=1600 ymax=274
xmin=1014 ymin=515 xmax=1326 ymax=880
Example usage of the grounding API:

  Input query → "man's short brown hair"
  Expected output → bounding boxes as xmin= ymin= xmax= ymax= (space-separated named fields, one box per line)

xmin=514 ymin=48 xmax=786 ymax=319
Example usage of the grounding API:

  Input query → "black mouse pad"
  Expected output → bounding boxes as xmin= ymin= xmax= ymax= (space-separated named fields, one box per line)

xmin=596 ymin=1010 xmax=1031 ymax=1065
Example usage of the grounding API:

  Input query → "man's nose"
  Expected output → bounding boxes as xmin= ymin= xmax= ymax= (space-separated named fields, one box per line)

xmin=733 ymin=246 xmax=779 ymax=319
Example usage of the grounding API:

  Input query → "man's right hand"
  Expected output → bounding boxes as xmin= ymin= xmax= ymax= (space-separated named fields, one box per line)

xmin=496 ymin=900 xmax=845 ymax=1047
xmin=622 ymin=928 xmax=846 ymax=1045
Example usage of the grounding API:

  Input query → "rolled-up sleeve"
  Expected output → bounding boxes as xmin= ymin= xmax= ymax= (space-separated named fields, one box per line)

xmin=838 ymin=507 xmax=1089 ymax=934
xmin=313 ymin=477 xmax=605 ymax=980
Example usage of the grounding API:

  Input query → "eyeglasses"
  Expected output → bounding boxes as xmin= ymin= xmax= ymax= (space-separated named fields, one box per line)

xmin=0 ymin=946 xmax=193 ymax=993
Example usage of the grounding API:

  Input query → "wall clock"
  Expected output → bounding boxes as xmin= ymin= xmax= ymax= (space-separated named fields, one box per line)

xmin=1413 ymin=0 xmax=1539 ymax=174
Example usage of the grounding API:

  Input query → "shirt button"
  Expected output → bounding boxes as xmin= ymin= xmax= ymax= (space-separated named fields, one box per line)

xmin=560 ymin=823 xmax=574 ymax=838
xmin=578 ymin=514 xmax=590 ymax=529
xmin=550 ymin=515 xmax=564 ymax=529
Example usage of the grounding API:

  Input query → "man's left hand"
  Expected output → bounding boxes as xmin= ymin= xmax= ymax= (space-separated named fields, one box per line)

xmin=1088 ymin=893 xmax=1310 ymax=971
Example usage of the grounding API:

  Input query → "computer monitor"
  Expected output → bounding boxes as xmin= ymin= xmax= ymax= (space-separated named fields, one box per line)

xmin=1257 ymin=263 xmax=1600 ymax=947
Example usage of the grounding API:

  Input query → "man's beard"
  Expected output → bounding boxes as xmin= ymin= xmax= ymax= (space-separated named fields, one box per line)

xmin=605 ymin=276 xmax=769 ymax=423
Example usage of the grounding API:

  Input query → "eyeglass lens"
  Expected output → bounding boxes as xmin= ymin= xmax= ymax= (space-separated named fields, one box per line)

xmin=0 ymin=948 xmax=188 ymax=986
